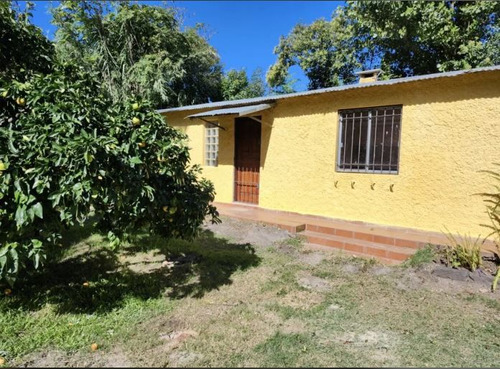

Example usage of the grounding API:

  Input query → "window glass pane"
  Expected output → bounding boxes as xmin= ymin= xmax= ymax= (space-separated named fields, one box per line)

xmin=339 ymin=106 xmax=401 ymax=173
xmin=340 ymin=112 xmax=368 ymax=170
xmin=205 ymin=123 xmax=219 ymax=166
xmin=371 ymin=113 xmax=386 ymax=169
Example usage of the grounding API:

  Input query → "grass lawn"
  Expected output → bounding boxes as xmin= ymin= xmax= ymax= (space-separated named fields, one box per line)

xmin=1 ymin=217 xmax=499 ymax=367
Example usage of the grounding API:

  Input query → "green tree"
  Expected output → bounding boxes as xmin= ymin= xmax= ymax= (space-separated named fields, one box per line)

xmin=268 ymin=1 xmax=500 ymax=90
xmin=0 ymin=1 xmax=54 ymax=80
xmin=221 ymin=68 xmax=267 ymax=101
xmin=354 ymin=1 xmax=500 ymax=78
xmin=51 ymin=1 xmax=223 ymax=108
xmin=247 ymin=68 xmax=267 ymax=98
xmin=0 ymin=4 xmax=219 ymax=286
xmin=0 ymin=64 xmax=218 ymax=286
xmin=267 ymin=9 xmax=361 ymax=90
xmin=221 ymin=69 xmax=248 ymax=101
xmin=269 ymin=74 xmax=298 ymax=95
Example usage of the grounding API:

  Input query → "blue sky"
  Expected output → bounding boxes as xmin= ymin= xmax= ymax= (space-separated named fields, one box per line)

xmin=25 ymin=1 xmax=344 ymax=92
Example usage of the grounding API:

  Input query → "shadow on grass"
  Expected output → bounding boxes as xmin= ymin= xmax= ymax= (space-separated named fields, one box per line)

xmin=1 ymin=229 xmax=261 ymax=314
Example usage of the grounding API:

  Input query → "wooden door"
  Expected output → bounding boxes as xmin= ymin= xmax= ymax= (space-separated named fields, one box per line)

xmin=234 ymin=117 xmax=261 ymax=204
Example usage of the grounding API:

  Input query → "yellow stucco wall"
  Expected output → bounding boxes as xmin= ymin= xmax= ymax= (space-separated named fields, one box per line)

xmin=162 ymin=70 xmax=500 ymax=238
xmin=164 ymin=112 xmax=237 ymax=203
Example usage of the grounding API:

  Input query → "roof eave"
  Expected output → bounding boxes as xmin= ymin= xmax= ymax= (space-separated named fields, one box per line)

xmin=157 ymin=65 xmax=500 ymax=114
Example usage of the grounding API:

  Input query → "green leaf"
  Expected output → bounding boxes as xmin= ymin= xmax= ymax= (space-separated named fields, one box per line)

xmin=8 ymin=138 xmax=19 ymax=154
xmin=0 ymin=255 xmax=7 ymax=276
xmin=15 ymin=206 xmax=27 ymax=227
xmin=8 ymin=248 xmax=19 ymax=273
xmin=130 ymin=157 xmax=143 ymax=164
xmin=84 ymin=151 xmax=94 ymax=164
xmin=32 ymin=202 xmax=43 ymax=219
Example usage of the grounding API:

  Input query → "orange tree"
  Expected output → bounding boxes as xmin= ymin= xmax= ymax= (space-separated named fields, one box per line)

xmin=0 ymin=63 xmax=218 ymax=286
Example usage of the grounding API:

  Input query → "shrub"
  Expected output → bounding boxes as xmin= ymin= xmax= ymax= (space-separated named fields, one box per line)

xmin=0 ymin=63 xmax=218 ymax=286
xmin=479 ymin=164 xmax=500 ymax=243
xmin=479 ymin=164 xmax=500 ymax=291
xmin=443 ymin=231 xmax=483 ymax=271
xmin=403 ymin=244 xmax=435 ymax=268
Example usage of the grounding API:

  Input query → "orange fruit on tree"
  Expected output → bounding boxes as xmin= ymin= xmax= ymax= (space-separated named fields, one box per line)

xmin=132 ymin=117 xmax=141 ymax=126
xmin=4 ymin=288 xmax=12 ymax=296
xmin=82 ymin=282 xmax=90 ymax=287
xmin=138 ymin=141 xmax=146 ymax=148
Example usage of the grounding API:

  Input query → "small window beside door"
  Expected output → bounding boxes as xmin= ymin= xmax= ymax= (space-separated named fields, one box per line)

xmin=205 ymin=124 xmax=219 ymax=167
xmin=337 ymin=105 xmax=402 ymax=174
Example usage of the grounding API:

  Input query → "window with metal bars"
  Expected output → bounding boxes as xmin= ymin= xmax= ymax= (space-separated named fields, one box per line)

xmin=204 ymin=124 xmax=219 ymax=167
xmin=337 ymin=105 xmax=402 ymax=174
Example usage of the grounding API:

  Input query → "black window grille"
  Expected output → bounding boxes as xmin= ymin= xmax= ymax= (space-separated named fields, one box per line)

xmin=337 ymin=105 xmax=402 ymax=174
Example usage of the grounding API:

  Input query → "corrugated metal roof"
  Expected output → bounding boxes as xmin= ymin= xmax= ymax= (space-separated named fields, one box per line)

xmin=157 ymin=65 xmax=500 ymax=114
xmin=186 ymin=103 xmax=274 ymax=119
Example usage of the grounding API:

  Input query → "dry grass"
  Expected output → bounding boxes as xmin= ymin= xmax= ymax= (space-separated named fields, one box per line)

xmin=1 ymin=219 xmax=500 ymax=367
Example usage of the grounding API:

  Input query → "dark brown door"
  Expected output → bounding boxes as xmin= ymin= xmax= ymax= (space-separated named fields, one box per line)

xmin=234 ymin=117 xmax=261 ymax=204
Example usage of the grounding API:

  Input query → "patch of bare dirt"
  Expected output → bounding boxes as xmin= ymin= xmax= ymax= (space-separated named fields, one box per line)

xmin=394 ymin=263 xmax=500 ymax=297
xmin=97 ymin=347 xmax=134 ymax=367
xmin=342 ymin=263 xmax=361 ymax=274
xmin=275 ymin=242 xmax=300 ymax=256
xmin=297 ymin=272 xmax=332 ymax=292
xmin=19 ymin=347 xmax=135 ymax=368
xmin=19 ymin=350 xmax=70 ymax=368
xmin=319 ymin=330 xmax=400 ymax=366
xmin=168 ymin=351 xmax=204 ymax=367
xmin=143 ymin=330 xmax=200 ymax=366
xmin=278 ymin=289 xmax=324 ymax=309
xmin=298 ymin=252 xmax=325 ymax=266
xmin=371 ymin=265 xmax=393 ymax=276
xmin=203 ymin=216 xmax=292 ymax=247
xmin=131 ymin=316 xmax=201 ymax=367
xmin=279 ymin=318 xmax=309 ymax=334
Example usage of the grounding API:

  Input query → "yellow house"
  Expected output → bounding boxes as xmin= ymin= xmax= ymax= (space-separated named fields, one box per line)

xmin=159 ymin=66 xmax=500 ymax=262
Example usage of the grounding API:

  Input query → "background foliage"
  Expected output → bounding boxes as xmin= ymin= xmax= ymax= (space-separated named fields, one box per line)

xmin=0 ymin=1 xmax=54 ymax=80
xmin=51 ymin=0 xmax=224 ymax=109
xmin=267 ymin=1 xmax=500 ymax=89
xmin=221 ymin=68 xmax=267 ymax=101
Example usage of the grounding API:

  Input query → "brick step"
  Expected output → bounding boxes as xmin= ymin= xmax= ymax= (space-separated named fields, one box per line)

xmin=301 ymin=230 xmax=416 ymax=262
xmin=304 ymin=224 xmax=426 ymax=250
xmin=215 ymin=202 xmax=499 ymax=253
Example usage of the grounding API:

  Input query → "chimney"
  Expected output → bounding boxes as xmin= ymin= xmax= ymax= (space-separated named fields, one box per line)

xmin=355 ymin=69 xmax=382 ymax=83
